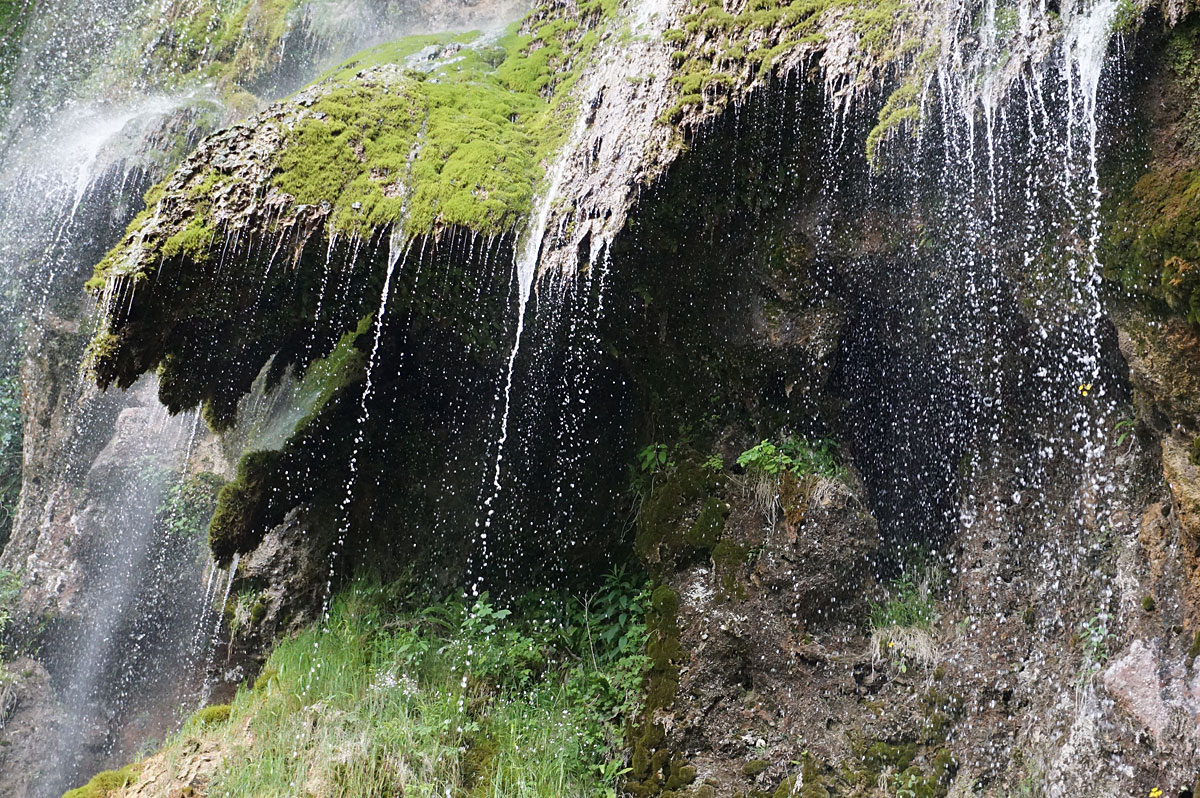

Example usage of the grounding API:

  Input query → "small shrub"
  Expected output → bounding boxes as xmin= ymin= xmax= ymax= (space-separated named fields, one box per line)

xmin=736 ymin=436 xmax=842 ymax=480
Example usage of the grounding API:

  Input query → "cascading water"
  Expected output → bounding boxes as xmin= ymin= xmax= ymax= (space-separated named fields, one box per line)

xmin=0 ymin=0 xmax=536 ymax=793
xmin=1 ymin=0 xmax=1195 ymax=791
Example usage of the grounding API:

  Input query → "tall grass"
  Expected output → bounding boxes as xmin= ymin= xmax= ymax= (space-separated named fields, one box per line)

xmin=161 ymin=571 xmax=649 ymax=798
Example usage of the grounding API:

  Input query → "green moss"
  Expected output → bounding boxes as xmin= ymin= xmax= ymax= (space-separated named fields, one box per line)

xmin=131 ymin=0 xmax=302 ymax=102
xmin=209 ymin=449 xmax=284 ymax=564
xmin=1142 ymin=594 xmax=1156 ymax=612
xmin=1103 ymin=22 xmax=1200 ymax=323
xmin=269 ymin=8 xmax=617 ymax=239
xmin=62 ymin=765 xmax=141 ymax=798
xmin=662 ymin=0 xmax=914 ymax=131
xmin=628 ymin=584 xmax=685 ymax=796
xmin=742 ymin=759 xmax=770 ymax=777
xmin=866 ymin=71 xmax=922 ymax=165
xmin=664 ymin=758 xmax=698 ymax=789
xmin=635 ymin=456 xmax=719 ymax=567
xmin=190 ymin=703 xmax=233 ymax=726
xmin=859 ymin=741 xmax=917 ymax=774
xmin=253 ymin=664 xmax=278 ymax=692
xmin=921 ymin=688 xmax=963 ymax=743
xmin=711 ymin=540 xmax=750 ymax=601
xmin=795 ymin=753 xmax=832 ymax=797
xmin=683 ymin=496 xmax=729 ymax=548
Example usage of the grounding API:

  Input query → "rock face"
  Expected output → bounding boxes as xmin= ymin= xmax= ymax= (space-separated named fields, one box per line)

xmin=10 ymin=0 xmax=1200 ymax=797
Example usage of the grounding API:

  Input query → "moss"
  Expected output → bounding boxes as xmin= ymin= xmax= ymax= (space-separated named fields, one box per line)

xmin=85 ymin=2 xmax=621 ymax=429
xmin=62 ymin=764 xmax=141 ymax=798
xmin=664 ymin=758 xmax=698 ymax=789
xmin=684 ymin=496 xmax=729 ymax=548
xmin=636 ymin=456 xmax=720 ymax=567
xmin=795 ymin=752 xmax=832 ymax=797
xmin=253 ymin=664 xmax=278 ymax=692
xmin=921 ymin=688 xmax=963 ymax=742
xmin=628 ymin=584 xmax=685 ymax=796
xmin=1143 ymin=594 xmax=1156 ymax=612
xmin=930 ymin=748 xmax=957 ymax=782
xmin=742 ymin=759 xmax=770 ymax=777
xmin=711 ymin=540 xmax=750 ymax=601
xmin=662 ymin=0 xmax=916 ymax=134
xmin=130 ymin=0 xmax=302 ymax=102
xmin=209 ymin=449 xmax=284 ymax=564
xmin=260 ymin=6 xmax=618 ymax=240
xmin=1102 ymin=21 xmax=1200 ymax=324
xmin=1188 ymin=629 xmax=1200 ymax=668
xmin=190 ymin=703 xmax=233 ymax=726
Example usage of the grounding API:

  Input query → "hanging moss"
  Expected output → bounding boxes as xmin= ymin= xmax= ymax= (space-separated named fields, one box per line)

xmin=84 ymin=1 xmax=621 ymax=435
xmin=1103 ymin=20 xmax=1200 ymax=324
xmin=209 ymin=449 xmax=284 ymax=564
xmin=661 ymin=0 xmax=923 ymax=137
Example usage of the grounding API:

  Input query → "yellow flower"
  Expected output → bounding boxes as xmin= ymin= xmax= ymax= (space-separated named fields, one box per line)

xmin=1150 ymin=787 xmax=1163 ymax=798
xmin=1078 ymin=383 xmax=1093 ymax=396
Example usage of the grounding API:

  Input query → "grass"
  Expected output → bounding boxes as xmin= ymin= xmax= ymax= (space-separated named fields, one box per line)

xmin=101 ymin=570 xmax=650 ymax=798
xmin=869 ymin=571 xmax=940 ymax=676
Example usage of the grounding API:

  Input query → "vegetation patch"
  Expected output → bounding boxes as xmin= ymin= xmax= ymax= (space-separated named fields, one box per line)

xmin=61 ymin=765 xmax=141 ymax=798
xmin=102 ymin=572 xmax=650 ymax=797
xmin=659 ymin=0 xmax=930 ymax=160
xmin=1103 ymin=20 xmax=1200 ymax=324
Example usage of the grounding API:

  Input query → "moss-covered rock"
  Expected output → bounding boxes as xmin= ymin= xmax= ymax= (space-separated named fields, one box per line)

xmin=1104 ymin=19 xmax=1200 ymax=323
xmin=86 ymin=1 xmax=617 ymax=425
xmin=62 ymin=764 xmax=141 ymax=798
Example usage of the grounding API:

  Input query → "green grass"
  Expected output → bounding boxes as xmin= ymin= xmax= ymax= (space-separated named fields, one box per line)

xmin=869 ymin=572 xmax=937 ymax=631
xmin=136 ymin=571 xmax=649 ymax=797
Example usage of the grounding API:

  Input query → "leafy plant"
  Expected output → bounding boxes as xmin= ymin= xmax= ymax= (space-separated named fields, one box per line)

xmin=157 ymin=471 xmax=224 ymax=540
xmin=1114 ymin=417 xmax=1135 ymax=449
xmin=736 ymin=436 xmax=842 ymax=480
xmin=1078 ymin=610 xmax=1113 ymax=683
xmin=701 ymin=453 xmax=724 ymax=472
xmin=869 ymin=573 xmax=938 ymax=631
xmin=637 ymin=443 xmax=671 ymax=475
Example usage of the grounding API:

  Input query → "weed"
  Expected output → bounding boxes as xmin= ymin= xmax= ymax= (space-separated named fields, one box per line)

xmin=1077 ymin=609 xmax=1113 ymax=685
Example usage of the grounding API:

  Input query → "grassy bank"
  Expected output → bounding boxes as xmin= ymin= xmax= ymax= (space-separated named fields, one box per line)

xmin=70 ymin=570 xmax=650 ymax=798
